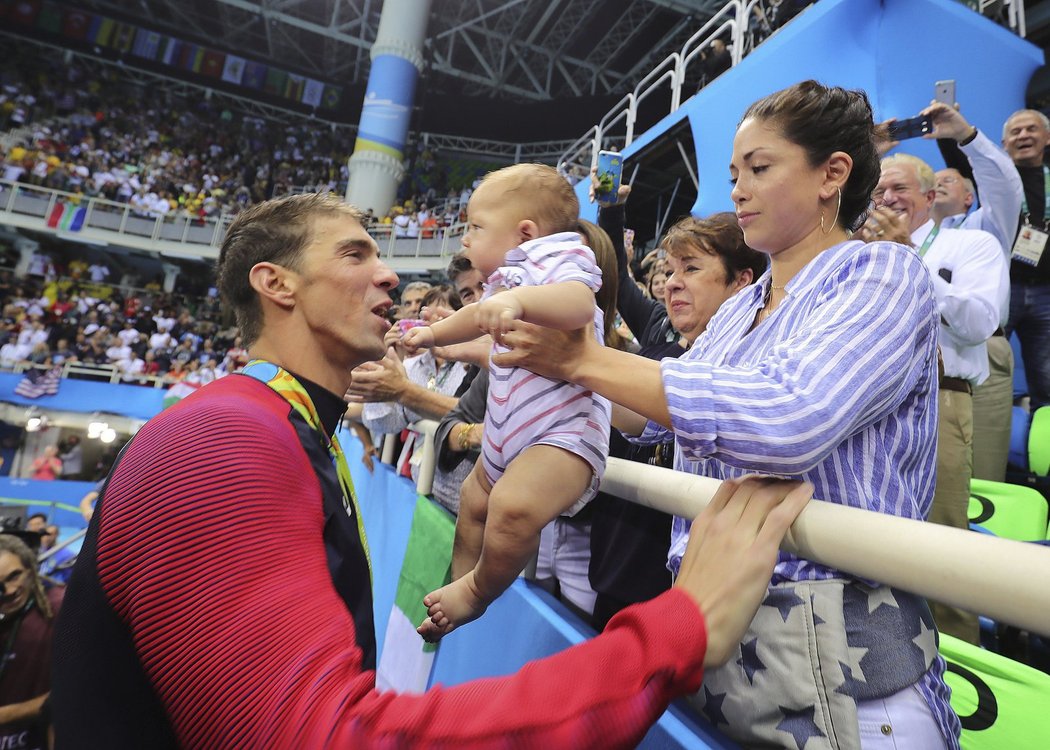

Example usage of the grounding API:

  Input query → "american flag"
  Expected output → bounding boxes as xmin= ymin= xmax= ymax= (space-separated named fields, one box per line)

xmin=14 ymin=367 xmax=62 ymax=399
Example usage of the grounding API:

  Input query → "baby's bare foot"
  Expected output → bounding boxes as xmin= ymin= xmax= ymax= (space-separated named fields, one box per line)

xmin=416 ymin=571 xmax=489 ymax=643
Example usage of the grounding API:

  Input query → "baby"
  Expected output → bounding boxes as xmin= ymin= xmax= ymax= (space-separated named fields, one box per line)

xmin=403 ymin=163 xmax=610 ymax=641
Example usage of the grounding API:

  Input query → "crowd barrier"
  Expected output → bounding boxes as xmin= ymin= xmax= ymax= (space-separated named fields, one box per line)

xmin=0 ymin=179 xmax=462 ymax=270
xmin=385 ymin=420 xmax=1050 ymax=639
xmin=0 ymin=372 xmax=164 ymax=421
xmin=363 ymin=417 xmax=1050 ymax=748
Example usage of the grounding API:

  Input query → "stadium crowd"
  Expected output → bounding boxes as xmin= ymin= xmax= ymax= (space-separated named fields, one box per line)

xmin=1 ymin=41 xmax=492 ymax=230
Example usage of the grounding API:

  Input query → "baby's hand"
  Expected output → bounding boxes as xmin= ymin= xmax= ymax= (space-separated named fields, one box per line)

xmin=401 ymin=325 xmax=435 ymax=355
xmin=475 ymin=294 xmax=524 ymax=339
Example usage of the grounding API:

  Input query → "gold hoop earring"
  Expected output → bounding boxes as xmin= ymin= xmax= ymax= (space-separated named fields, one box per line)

xmin=821 ymin=187 xmax=842 ymax=235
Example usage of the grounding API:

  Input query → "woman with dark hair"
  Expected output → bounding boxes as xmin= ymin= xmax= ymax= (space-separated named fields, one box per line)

xmin=498 ymin=80 xmax=955 ymax=748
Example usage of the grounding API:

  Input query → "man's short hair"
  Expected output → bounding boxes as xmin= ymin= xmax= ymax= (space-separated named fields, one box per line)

xmin=445 ymin=254 xmax=474 ymax=283
xmin=401 ymin=281 xmax=432 ymax=297
xmin=216 ymin=193 xmax=364 ymax=347
xmin=1002 ymin=109 xmax=1050 ymax=140
xmin=881 ymin=154 xmax=936 ymax=193
xmin=478 ymin=163 xmax=579 ymax=235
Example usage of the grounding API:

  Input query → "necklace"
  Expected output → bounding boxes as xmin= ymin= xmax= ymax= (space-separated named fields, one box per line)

xmin=758 ymin=283 xmax=786 ymax=324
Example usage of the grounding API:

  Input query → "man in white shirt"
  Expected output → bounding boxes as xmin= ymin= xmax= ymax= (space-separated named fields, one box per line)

xmin=926 ymin=103 xmax=1022 ymax=483
xmin=18 ymin=319 xmax=49 ymax=349
xmin=148 ymin=329 xmax=172 ymax=352
xmin=117 ymin=353 xmax=146 ymax=381
xmin=88 ymin=263 xmax=110 ymax=284
xmin=866 ymin=153 xmax=1006 ymax=645
xmin=117 ymin=319 xmax=141 ymax=348
xmin=105 ymin=339 xmax=132 ymax=364
xmin=1001 ymin=109 xmax=1050 ymax=413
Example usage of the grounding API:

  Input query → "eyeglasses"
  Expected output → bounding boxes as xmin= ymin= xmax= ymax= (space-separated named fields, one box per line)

xmin=937 ymin=176 xmax=961 ymax=186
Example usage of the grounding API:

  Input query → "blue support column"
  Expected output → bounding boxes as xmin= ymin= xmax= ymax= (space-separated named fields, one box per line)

xmin=346 ymin=1 xmax=432 ymax=215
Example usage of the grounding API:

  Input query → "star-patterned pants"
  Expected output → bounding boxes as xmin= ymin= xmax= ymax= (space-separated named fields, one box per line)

xmin=689 ymin=579 xmax=946 ymax=750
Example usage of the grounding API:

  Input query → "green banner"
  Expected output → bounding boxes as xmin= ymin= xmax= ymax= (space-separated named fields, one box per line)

xmin=394 ymin=494 xmax=456 ymax=649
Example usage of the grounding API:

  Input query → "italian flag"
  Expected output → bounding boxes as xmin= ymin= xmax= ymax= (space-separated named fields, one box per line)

xmin=376 ymin=495 xmax=455 ymax=693
xmin=162 ymin=381 xmax=200 ymax=409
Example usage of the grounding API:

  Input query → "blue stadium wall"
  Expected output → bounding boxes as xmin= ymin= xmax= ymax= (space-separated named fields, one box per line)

xmin=577 ymin=0 xmax=1043 ymax=221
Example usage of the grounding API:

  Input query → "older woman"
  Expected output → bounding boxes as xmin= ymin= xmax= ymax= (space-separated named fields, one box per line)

xmin=590 ymin=196 xmax=765 ymax=628
xmin=497 ymin=81 xmax=956 ymax=748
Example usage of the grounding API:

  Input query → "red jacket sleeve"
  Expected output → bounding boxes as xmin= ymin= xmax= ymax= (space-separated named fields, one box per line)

xmin=97 ymin=388 xmax=707 ymax=749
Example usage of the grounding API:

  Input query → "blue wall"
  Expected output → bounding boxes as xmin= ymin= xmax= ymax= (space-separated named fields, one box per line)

xmin=575 ymin=0 xmax=1042 ymax=220
xmin=342 ymin=433 xmax=734 ymax=749
xmin=0 ymin=373 xmax=166 ymax=421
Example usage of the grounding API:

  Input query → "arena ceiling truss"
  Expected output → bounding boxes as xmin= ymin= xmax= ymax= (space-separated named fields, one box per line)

xmin=68 ymin=0 xmax=726 ymax=100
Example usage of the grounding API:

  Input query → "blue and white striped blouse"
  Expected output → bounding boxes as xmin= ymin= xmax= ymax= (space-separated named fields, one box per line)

xmin=636 ymin=239 xmax=940 ymax=582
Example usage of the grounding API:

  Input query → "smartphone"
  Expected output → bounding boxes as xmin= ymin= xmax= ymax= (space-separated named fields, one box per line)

xmin=888 ymin=115 xmax=932 ymax=141
xmin=397 ymin=319 xmax=426 ymax=335
xmin=595 ymin=150 xmax=623 ymax=200
xmin=934 ymin=80 xmax=956 ymax=106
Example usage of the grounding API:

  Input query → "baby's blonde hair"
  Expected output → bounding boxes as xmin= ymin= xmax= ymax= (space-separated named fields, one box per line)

xmin=477 ymin=163 xmax=579 ymax=235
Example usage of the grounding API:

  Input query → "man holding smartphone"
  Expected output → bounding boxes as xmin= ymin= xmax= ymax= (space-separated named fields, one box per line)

xmin=928 ymin=101 xmax=1022 ymax=483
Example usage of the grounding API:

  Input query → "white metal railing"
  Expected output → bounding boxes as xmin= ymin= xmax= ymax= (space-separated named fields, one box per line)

xmin=37 ymin=527 xmax=87 ymax=565
xmin=0 ymin=179 xmax=462 ymax=265
xmin=363 ymin=420 xmax=1050 ymax=639
xmin=3 ymin=360 xmax=176 ymax=389
xmin=369 ymin=221 xmax=466 ymax=263
xmin=381 ymin=419 xmax=439 ymax=496
xmin=0 ymin=179 xmax=232 ymax=250
xmin=559 ymin=0 xmax=1028 ymax=171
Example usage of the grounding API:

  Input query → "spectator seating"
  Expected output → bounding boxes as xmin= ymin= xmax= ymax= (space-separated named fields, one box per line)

xmin=940 ymin=634 xmax=1050 ymax=750
xmin=1029 ymin=407 xmax=1050 ymax=478
xmin=1008 ymin=406 xmax=1030 ymax=471
xmin=968 ymin=478 xmax=1049 ymax=542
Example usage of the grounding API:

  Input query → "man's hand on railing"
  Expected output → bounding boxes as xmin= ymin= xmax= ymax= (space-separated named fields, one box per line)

xmin=348 ymin=422 xmax=379 ymax=473
xmin=346 ymin=352 xmax=409 ymax=403
xmin=674 ymin=476 xmax=811 ymax=667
